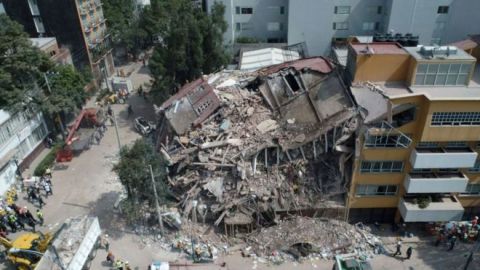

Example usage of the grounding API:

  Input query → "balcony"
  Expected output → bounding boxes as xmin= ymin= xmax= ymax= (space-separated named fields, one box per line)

xmin=404 ymin=172 xmax=468 ymax=193
xmin=399 ymin=196 xmax=464 ymax=222
xmin=409 ymin=147 xmax=478 ymax=169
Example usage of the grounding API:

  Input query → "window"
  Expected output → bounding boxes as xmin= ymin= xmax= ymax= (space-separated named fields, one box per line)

xmin=356 ymin=185 xmax=398 ymax=196
xmin=360 ymin=161 xmax=404 ymax=173
xmin=437 ymin=6 xmax=449 ymax=14
xmin=438 ymin=168 xmax=459 ymax=172
xmin=241 ymin=7 xmax=253 ymax=14
xmin=446 ymin=141 xmax=468 ymax=148
xmin=333 ymin=22 xmax=348 ymax=30
xmin=417 ymin=141 xmax=439 ymax=148
xmin=415 ymin=63 xmax=471 ymax=86
xmin=430 ymin=38 xmax=442 ymax=45
xmin=334 ymin=6 xmax=350 ymax=14
xmin=33 ymin=17 xmax=45 ymax=33
xmin=435 ymin=22 xmax=446 ymax=30
xmin=235 ymin=23 xmax=240 ymax=31
xmin=362 ymin=22 xmax=375 ymax=31
xmin=377 ymin=6 xmax=383 ymax=14
xmin=280 ymin=6 xmax=285 ymax=14
xmin=267 ymin=22 xmax=280 ymax=31
xmin=374 ymin=22 xmax=380 ymax=31
xmin=462 ymin=184 xmax=480 ymax=195
xmin=469 ymin=160 xmax=480 ymax=173
xmin=240 ymin=23 xmax=252 ymax=31
xmin=235 ymin=6 xmax=240 ymax=14
xmin=431 ymin=112 xmax=480 ymax=126
xmin=364 ymin=134 xmax=412 ymax=148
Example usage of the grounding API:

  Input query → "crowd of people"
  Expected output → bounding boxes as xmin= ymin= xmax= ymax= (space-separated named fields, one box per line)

xmin=433 ymin=217 xmax=480 ymax=250
xmin=25 ymin=172 xmax=53 ymax=208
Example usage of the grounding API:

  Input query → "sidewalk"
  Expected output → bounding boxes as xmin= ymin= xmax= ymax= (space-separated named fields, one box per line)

xmin=21 ymin=146 xmax=51 ymax=178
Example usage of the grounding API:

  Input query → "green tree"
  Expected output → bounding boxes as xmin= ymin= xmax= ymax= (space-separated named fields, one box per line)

xmin=42 ymin=65 xmax=88 ymax=115
xmin=0 ymin=14 xmax=53 ymax=111
xmin=113 ymin=139 xmax=170 ymax=205
xmin=147 ymin=0 xmax=228 ymax=104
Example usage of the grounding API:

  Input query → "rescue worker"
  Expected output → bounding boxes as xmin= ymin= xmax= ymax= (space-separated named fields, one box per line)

xmin=36 ymin=209 xmax=44 ymax=225
xmin=106 ymin=251 xmax=115 ymax=265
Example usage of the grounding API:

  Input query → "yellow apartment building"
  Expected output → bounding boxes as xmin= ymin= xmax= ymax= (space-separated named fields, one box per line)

xmin=345 ymin=42 xmax=480 ymax=223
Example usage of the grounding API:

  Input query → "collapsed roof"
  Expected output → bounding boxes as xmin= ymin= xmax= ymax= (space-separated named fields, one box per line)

xmin=155 ymin=57 xmax=361 ymax=228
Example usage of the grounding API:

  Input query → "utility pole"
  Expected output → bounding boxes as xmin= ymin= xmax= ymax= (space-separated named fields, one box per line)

xmin=112 ymin=110 xmax=122 ymax=152
xmin=44 ymin=72 xmax=66 ymax=140
xmin=149 ymin=165 xmax=164 ymax=235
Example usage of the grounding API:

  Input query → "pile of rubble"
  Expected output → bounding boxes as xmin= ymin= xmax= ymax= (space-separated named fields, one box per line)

xmin=245 ymin=217 xmax=379 ymax=261
xmin=155 ymin=57 xmax=361 ymax=234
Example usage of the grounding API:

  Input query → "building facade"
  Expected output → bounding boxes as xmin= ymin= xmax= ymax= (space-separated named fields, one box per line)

xmin=288 ymin=0 xmax=480 ymax=56
xmin=0 ymin=110 xmax=49 ymax=195
xmin=2 ymin=0 xmax=115 ymax=85
xmin=206 ymin=0 xmax=288 ymax=45
xmin=346 ymin=42 xmax=480 ymax=223
xmin=31 ymin=37 xmax=73 ymax=65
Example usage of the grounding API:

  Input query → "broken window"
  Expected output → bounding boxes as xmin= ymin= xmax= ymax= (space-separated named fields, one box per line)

xmin=284 ymin=73 xmax=301 ymax=93
xmin=392 ymin=104 xmax=416 ymax=127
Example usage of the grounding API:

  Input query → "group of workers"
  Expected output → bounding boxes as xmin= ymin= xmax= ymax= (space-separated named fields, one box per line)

xmin=25 ymin=171 xmax=53 ymax=208
xmin=0 ymin=203 xmax=43 ymax=237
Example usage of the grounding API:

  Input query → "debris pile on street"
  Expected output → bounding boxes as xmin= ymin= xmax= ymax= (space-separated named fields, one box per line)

xmin=155 ymin=57 xmax=361 ymax=235
xmin=245 ymin=217 xmax=380 ymax=262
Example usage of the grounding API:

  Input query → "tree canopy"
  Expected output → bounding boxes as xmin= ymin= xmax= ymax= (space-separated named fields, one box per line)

xmin=0 ymin=14 xmax=52 ymax=111
xmin=147 ymin=0 xmax=228 ymax=103
xmin=113 ymin=138 xmax=170 ymax=205
xmin=0 ymin=14 xmax=89 ymax=129
xmin=42 ymin=65 xmax=88 ymax=115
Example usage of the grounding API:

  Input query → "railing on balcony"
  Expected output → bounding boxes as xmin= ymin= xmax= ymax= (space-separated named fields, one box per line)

xmin=404 ymin=172 xmax=468 ymax=193
xmin=399 ymin=195 xmax=464 ymax=222
xmin=410 ymin=147 xmax=478 ymax=169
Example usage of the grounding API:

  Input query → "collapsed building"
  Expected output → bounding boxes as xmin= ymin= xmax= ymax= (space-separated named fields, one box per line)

xmin=155 ymin=57 xmax=362 ymax=234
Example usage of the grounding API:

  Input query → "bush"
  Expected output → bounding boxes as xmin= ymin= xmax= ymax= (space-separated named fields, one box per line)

xmin=33 ymin=143 xmax=64 ymax=176
xmin=417 ymin=195 xmax=432 ymax=209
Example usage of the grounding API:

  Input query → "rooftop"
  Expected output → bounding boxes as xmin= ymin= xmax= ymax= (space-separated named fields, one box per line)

xmin=30 ymin=37 xmax=56 ymax=49
xmin=351 ymin=42 xmax=407 ymax=55
xmin=239 ymin=48 xmax=300 ymax=71
xmin=404 ymin=46 xmax=476 ymax=61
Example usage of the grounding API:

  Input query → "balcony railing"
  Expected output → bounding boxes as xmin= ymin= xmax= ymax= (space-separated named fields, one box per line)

xmin=399 ymin=196 xmax=464 ymax=222
xmin=404 ymin=172 xmax=468 ymax=193
xmin=410 ymin=147 xmax=478 ymax=169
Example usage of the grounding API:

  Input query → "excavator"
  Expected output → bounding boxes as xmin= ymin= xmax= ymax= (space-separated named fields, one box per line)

xmin=0 ymin=231 xmax=54 ymax=270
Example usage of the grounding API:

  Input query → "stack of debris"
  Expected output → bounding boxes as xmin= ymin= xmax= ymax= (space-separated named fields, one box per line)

xmin=245 ymin=217 xmax=379 ymax=261
xmin=155 ymin=57 xmax=361 ymax=236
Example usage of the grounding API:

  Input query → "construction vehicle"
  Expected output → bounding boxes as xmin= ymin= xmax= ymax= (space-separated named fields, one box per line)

xmin=56 ymin=108 xmax=106 ymax=162
xmin=0 ymin=232 xmax=54 ymax=270
xmin=1 ymin=216 xmax=101 ymax=270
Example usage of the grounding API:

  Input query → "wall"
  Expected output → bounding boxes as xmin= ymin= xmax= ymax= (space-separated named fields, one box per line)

xmin=288 ymin=0 xmax=387 ymax=56
xmin=442 ymin=0 xmax=480 ymax=45
xmin=419 ymin=100 xmax=480 ymax=141
xmin=207 ymin=0 xmax=288 ymax=45
xmin=0 ymin=110 xmax=49 ymax=195
xmin=353 ymin=53 xmax=411 ymax=82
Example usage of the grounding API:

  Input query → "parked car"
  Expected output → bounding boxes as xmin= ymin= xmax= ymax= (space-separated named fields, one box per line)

xmin=134 ymin=117 xmax=155 ymax=136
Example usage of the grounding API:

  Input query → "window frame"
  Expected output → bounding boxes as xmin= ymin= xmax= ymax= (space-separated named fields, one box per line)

xmin=241 ymin=7 xmax=253 ymax=14
xmin=334 ymin=6 xmax=351 ymax=14
xmin=356 ymin=184 xmax=398 ymax=196
xmin=333 ymin=22 xmax=349 ymax=30
xmin=462 ymin=184 xmax=480 ymax=195
xmin=437 ymin=6 xmax=449 ymax=14
xmin=360 ymin=160 xmax=404 ymax=173
xmin=431 ymin=112 xmax=480 ymax=126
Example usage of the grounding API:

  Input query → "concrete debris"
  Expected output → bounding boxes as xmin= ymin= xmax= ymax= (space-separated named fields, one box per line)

xmin=154 ymin=57 xmax=365 ymax=261
xmin=245 ymin=217 xmax=380 ymax=262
